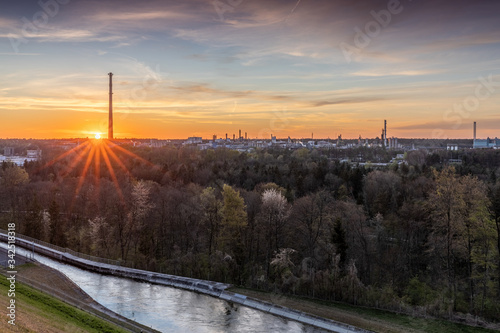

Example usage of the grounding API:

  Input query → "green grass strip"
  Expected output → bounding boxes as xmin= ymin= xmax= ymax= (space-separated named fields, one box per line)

xmin=0 ymin=275 xmax=128 ymax=333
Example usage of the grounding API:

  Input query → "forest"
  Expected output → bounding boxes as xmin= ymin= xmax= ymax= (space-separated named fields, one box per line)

xmin=1 ymin=142 xmax=499 ymax=324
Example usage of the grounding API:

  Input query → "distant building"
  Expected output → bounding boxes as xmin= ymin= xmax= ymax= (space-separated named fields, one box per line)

xmin=447 ymin=144 xmax=458 ymax=151
xmin=3 ymin=147 xmax=14 ymax=156
xmin=473 ymin=137 xmax=500 ymax=149
xmin=388 ymin=137 xmax=398 ymax=149
xmin=252 ymin=141 xmax=267 ymax=148
xmin=26 ymin=149 xmax=42 ymax=158
xmin=472 ymin=122 xmax=500 ymax=149
xmin=316 ymin=141 xmax=332 ymax=148
xmin=390 ymin=153 xmax=406 ymax=164
xmin=184 ymin=137 xmax=203 ymax=145
xmin=0 ymin=148 xmax=40 ymax=166
xmin=197 ymin=143 xmax=212 ymax=150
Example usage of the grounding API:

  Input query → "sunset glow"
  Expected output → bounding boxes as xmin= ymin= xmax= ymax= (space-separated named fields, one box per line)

xmin=1 ymin=1 xmax=500 ymax=139
xmin=37 ymin=138 xmax=151 ymax=210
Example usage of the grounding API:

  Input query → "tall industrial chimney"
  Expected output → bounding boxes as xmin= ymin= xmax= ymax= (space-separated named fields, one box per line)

xmin=473 ymin=121 xmax=476 ymax=148
xmin=108 ymin=72 xmax=113 ymax=140
xmin=384 ymin=120 xmax=387 ymax=147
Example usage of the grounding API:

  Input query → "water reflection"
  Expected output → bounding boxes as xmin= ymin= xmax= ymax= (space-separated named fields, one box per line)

xmin=5 ymin=244 xmax=327 ymax=333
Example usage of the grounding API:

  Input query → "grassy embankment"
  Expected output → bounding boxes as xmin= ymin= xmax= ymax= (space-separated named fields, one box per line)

xmin=0 ymin=272 xmax=129 ymax=333
xmin=230 ymin=287 xmax=500 ymax=333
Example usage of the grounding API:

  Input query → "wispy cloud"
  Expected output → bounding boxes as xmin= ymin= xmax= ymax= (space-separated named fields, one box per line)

xmin=350 ymin=69 xmax=444 ymax=77
xmin=167 ymin=82 xmax=388 ymax=108
xmin=90 ymin=11 xmax=193 ymax=22
xmin=4 ymin=27 xmax=125 ymax=43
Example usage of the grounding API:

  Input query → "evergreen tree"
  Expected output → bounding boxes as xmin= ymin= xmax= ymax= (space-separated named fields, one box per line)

xmin=332 ymin=218 xmax=348 ymax=268
xmin=25 ymin=196 xmax=43 ymax=239
xmin=48 ymin=199 xmax=66 ymax=247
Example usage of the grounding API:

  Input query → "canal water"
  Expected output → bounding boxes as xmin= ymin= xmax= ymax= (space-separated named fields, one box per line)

xmin=5 ymin=244 xmax=328 ymax=333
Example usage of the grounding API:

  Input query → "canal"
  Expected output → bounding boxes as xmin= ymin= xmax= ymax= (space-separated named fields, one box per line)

xmin=3 ymin=243 xmax=328 ymax=333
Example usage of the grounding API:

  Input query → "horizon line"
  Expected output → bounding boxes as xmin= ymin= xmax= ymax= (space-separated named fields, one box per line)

xmin=0 ymin=137 xmax=484 ymax=141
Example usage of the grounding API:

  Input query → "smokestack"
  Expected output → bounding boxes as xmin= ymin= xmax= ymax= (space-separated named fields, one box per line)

xmin=473 ymin=121 xmax=476 ymax=147
xmin=108 ymin=72 xmax=113 ymax=140
xmin=384 ymin=120 xmax=387 ymax=147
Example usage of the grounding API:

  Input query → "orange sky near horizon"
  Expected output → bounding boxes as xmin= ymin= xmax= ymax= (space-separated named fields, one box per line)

xmin=0 ymin=96 xmax=495 ymax=140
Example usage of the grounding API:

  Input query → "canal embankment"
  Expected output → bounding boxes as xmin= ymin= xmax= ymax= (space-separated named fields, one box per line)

xmin=0 ymin=230 xmax=371 ymax=333
xmin=0 ymin=247 xmax=159 ymax=333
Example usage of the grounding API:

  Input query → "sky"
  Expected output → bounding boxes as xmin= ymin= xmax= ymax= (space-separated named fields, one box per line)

xmin=1 ymin=0 xmax=500 ymax=139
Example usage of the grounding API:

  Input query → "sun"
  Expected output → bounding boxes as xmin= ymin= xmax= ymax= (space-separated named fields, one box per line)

xmin=95 ymin=133 xmax=101 ymax=140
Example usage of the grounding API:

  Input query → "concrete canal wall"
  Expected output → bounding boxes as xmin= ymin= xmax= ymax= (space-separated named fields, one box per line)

xmin=0 ymin=232 xmax=372 ymax=333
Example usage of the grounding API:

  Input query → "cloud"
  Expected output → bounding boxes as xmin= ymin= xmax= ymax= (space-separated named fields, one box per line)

xmin=166 ymin=81 xmax=388 ymax=109
xmin=32 ymin=29 xmax=100 ymax=41
xmin=0 ymin=17 xmax=17 ymax=28
xmin=395 ymin=118 xmax=500 ymax=132
xmin=4 ymin=27 xmax=125 ymax=44
xmin=393 ymin=122 xmax=454 ymax=131
xmin=90 ymin=11 xmax=192 ymax=22
xmin=350 ymin=69 xmax=444 ymax=77
xmin=347 ymin=66 xmax=445 ymax=77
xmin=311 ymin=97 xmax=385 ymax=107
xmin=173 ymin=1 xmax=356 ymax=64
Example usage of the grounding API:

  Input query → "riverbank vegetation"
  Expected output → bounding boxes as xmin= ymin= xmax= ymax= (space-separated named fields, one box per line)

xmin=1 ymin=144 xmax=499 ymax=327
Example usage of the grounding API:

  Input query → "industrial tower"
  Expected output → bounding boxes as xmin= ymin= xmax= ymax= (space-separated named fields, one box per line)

xmin=108 ymin=72 xmax=113 ymax=140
